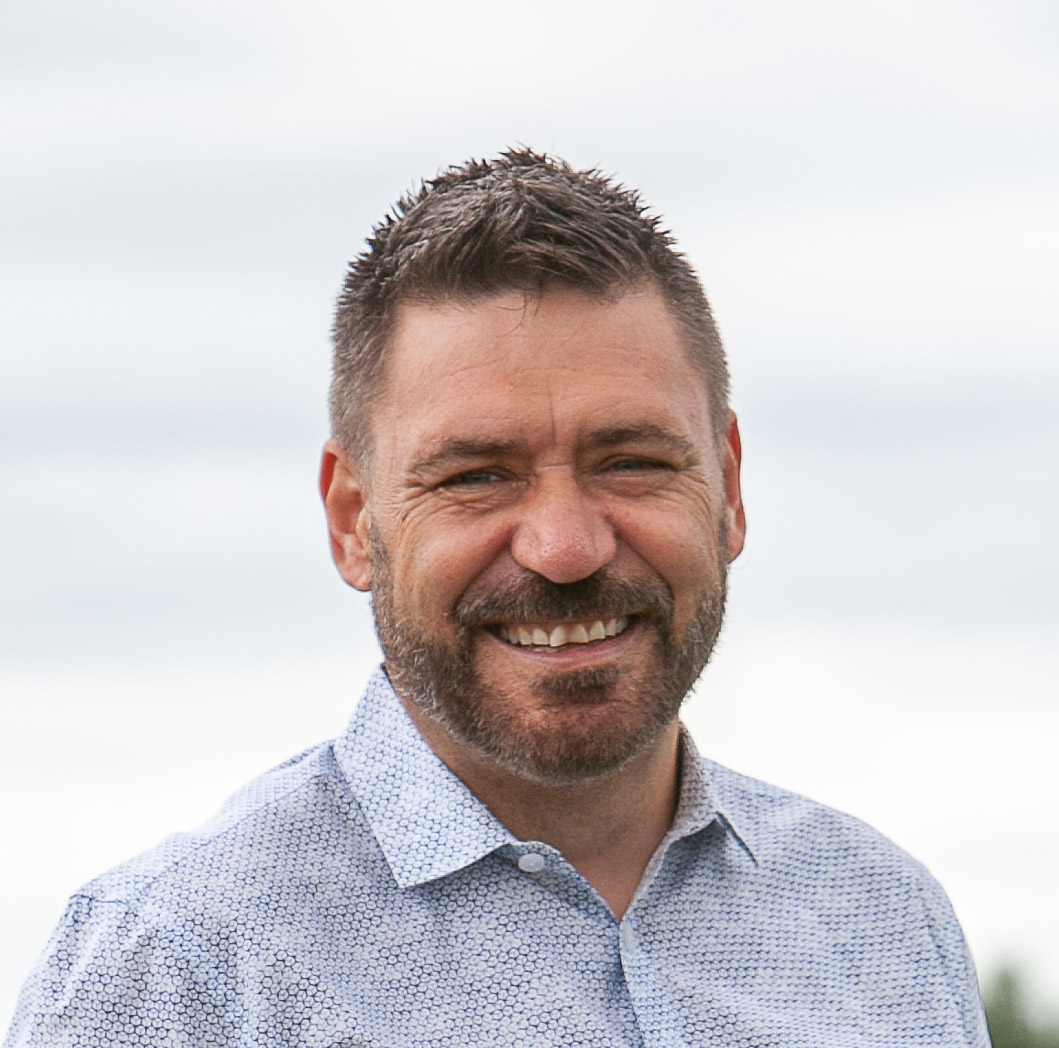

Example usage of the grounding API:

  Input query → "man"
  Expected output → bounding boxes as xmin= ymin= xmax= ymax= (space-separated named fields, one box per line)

xmin=7 ymin=151 xmax=990 ymax=1046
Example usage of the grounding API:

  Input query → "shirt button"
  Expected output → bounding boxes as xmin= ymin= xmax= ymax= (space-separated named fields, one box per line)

xmin=518 ymin=852 xmax=546 ymax=873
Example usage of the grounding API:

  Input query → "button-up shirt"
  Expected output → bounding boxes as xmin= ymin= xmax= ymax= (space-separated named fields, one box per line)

xmin=7 ymin=669 xmax=990 ymax=1046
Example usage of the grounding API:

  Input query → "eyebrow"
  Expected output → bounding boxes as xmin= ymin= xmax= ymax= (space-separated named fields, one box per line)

xmin=411 ymin=423 xmax=698 ymax=475
xmin=412 ymin=437 xmax=521 ymax=475
xmin=584 ymin=423 xmax=698 ymax=459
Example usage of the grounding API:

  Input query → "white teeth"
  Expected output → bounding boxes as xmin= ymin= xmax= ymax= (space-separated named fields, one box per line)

xmin=500 ymin=617 xmax=631 ymax=648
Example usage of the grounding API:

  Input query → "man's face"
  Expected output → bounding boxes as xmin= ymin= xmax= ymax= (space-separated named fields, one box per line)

xmin=323 ymin=284 xmax=745 ymax=785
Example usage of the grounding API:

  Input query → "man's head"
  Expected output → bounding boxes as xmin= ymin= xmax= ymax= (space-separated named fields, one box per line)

xmin=329 ymin=149 xmax=729 ymax=466
xmin=322 ymin=153 xmax=745 ymax=787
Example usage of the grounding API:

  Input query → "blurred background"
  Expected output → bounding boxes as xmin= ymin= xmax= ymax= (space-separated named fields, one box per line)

xmin=2 ymin=0 xmax=1056 ymax=1038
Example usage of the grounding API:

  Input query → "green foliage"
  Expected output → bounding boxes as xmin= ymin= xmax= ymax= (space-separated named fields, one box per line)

xmin=983 ymin=966 xmax=1059 ymax=1048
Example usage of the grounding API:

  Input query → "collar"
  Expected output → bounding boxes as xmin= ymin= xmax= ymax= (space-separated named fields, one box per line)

xmin=335 ymin=668 xmax=757 ymax=888
xmin=334 ymin=669 xmax=516 ymax=888
xmin=671 ymin=729 xmax=759 ymax=864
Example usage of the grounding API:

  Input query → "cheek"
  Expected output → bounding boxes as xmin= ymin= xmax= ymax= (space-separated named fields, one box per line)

xmin=385 ymin=516 xmax=512 ymax=621
xmin=658 ymin=538 xmax=722 ymax=608
xmin=615 ymin=504 xmax=724 ymax=609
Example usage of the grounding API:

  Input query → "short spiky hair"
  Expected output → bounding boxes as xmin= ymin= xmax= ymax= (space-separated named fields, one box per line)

xmin=330 ymin=149 xmax=729 ymax=461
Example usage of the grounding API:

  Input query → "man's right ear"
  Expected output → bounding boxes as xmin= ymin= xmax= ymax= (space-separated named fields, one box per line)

xmin=319 ymin=439 xmax=373 ymax=592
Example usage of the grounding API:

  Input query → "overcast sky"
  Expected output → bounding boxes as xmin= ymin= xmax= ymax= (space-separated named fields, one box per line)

xmin=2 ymin=0 xmax=1057 ymax=1024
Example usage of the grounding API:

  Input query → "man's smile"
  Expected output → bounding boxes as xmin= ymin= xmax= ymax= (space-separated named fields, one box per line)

xmin=481 ymin=616 xmax=644 ymax=673
xmin=495 ymin=616 xmax=630 ymax=649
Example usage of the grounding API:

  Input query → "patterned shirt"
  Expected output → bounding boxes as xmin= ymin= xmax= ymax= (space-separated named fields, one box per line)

xmin=7 ymin=668 xmax=990 ymax=1047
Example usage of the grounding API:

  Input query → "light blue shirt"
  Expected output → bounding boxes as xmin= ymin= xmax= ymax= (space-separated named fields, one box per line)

xmin=7 ymin=669 xmax=990 ymax=1046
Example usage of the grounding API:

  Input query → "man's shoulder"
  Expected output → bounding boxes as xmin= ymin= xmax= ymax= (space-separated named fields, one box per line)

xmin=77 ymin=738 xmax=370 ymax=914
xmin=5 ymin=739 xmax=391 ymax=1047
xmin=696 ymin=757 xmax=975 ymax=983
xmin=700 ymin=756 xmax=934 ymax=888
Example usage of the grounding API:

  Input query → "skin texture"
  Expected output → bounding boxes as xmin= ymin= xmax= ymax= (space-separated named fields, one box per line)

xmin=321 ymin=284 xmax=745 ymax=917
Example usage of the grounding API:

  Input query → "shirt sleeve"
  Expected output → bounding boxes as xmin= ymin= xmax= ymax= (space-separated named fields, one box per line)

xmin=916 ymin=871 xmax=993 ymax=1048
xmin=4 ymin=894 xmax=233 ymax=1048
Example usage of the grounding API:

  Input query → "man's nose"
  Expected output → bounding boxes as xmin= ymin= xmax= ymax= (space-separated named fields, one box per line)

xmin=509 ymin=473 xmax=617 ymax=584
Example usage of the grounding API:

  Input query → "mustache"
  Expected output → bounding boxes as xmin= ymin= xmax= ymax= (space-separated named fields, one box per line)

xmin=453 ymin=569 xmax=674 ymax=632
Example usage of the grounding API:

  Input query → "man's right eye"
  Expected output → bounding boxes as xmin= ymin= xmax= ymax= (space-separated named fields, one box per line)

xmin=438 ymin=470 xmax=505 ymax=488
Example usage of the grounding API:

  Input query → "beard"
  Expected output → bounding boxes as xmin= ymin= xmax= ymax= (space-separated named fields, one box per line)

xmin=369 ymin=524 xmax=728 ymax=786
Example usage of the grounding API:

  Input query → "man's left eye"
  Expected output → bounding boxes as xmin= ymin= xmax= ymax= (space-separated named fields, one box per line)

xmin=606 ymin=458 xmax=668 ymax=473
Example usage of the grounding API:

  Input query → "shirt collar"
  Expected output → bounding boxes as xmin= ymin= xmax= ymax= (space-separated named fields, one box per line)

xmin=335 ymin=668 xmax=757 ymax=888
xmin=334 ymin=668 xmax=516 ymax=888
xmin=672 ymin=728 xmax=759 ymax=864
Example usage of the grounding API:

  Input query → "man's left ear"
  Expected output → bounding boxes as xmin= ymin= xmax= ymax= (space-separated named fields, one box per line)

xmin=722 ymin=411 xmax=747 ymax=562
xmin=319 ymin=439 xmax=373 ymax=591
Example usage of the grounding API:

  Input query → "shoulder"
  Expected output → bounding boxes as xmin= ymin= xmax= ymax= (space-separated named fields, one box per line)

xmin=78 ymin=740 xmax=368 ymax=911
xmin=670 ymin=758 xmax=990 ymax=1044
xmin=698 ymin=756 xmax=974 ymax=944
xmin=6 ymin=740 xmax=388 ymax=1046
xmin=703 ymin=756 xmax=927 ymax=878
xmin=700 ymin=757 xmax=977 ymax=964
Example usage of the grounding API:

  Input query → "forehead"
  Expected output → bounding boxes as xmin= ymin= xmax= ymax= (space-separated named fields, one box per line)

xmin=372 ymin=285 xmax=712 ymax=458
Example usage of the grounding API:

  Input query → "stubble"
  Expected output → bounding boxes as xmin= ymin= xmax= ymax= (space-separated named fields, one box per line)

xmin=368 ymin=524 xmax=727 ymax=785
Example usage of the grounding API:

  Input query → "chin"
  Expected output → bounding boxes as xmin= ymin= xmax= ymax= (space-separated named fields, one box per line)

xmin=450 ymin=662 xmax=681 ymax=786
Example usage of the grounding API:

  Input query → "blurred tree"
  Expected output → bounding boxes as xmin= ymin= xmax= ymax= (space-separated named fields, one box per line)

xmin=983 ymin=965 xmax=1059 ymax=1048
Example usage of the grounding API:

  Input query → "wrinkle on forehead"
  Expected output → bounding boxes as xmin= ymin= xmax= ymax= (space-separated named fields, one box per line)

xmin=377 ymin=286 xmax=714 ymax=465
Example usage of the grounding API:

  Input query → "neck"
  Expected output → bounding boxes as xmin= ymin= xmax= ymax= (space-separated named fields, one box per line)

xmin=402 ymin=700 xmax=682 ymax=921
